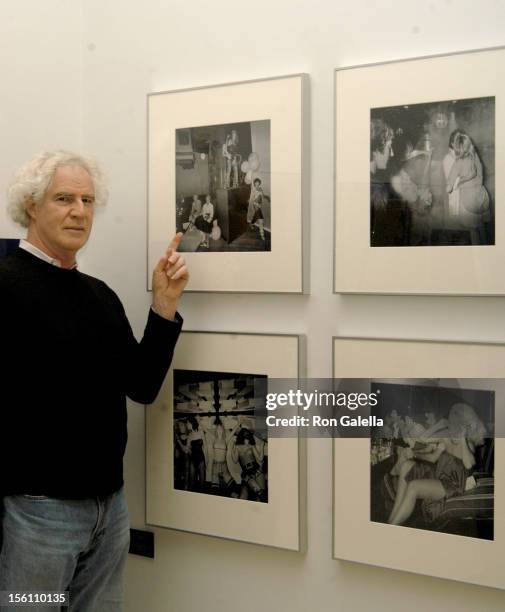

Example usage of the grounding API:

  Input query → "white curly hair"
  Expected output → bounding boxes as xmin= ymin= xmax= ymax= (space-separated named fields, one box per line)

xmin=7 ymin=150 xmax=108 ymax=228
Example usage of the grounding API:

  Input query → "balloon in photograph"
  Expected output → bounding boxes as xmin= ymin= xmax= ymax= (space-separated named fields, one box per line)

xmin=248 ymin=152 xmax=260 ymax=171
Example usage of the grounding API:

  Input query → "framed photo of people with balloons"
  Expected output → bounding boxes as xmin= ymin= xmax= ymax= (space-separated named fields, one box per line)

xmin=147 ymin=74 xmax=309 ymax=293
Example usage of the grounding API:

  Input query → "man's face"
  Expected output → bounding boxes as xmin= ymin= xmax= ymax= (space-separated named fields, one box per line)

xmin=28 ymin=165 xmax=95 ymax=262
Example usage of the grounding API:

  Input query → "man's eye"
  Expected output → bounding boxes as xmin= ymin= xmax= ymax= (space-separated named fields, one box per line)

xmin=57 ymin=195 xmax=71 ymax=203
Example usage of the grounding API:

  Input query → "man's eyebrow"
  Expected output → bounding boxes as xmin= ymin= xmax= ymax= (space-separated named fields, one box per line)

xmin=54 ymin=191 xmax=95 ymax=198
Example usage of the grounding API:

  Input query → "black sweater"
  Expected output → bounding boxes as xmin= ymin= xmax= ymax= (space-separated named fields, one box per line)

xmin=0 ymin=248 xmax=182 ymax=498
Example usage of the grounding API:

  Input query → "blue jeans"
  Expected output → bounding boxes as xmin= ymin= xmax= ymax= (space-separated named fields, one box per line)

xmin=0 ymin=488 xmax=130 ymax=611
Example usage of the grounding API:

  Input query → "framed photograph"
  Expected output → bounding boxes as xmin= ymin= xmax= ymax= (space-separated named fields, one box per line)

xmin=334 ymin=46 xmax=505 ymax=294
xmin=332 ymin=336 xmax=505 ymax=589
xmin=146 ymin=332 xmax=306 ymax=550
xmin=148 ymin=74 xmax=309 ymax=293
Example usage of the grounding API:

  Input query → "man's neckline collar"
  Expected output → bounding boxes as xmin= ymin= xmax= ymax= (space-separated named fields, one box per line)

xmin=19 ymin=239 xmax=78 ymax=270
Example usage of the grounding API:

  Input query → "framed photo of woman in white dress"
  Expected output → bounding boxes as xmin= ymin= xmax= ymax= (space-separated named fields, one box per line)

xmin=334 ymin=46 xmax=505 ymax=295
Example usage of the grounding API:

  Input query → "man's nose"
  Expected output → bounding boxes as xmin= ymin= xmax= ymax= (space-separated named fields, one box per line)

xmin=70 ymin=198 xmax=86 ymax=215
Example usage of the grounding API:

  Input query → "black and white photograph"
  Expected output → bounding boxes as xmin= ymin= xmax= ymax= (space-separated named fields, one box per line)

xmin=173 ymin=369 xmax=268 ymax=503
xmin=370 ymin=96 xmax=495 ymax=247
xmin=370 ymin=382 xmax=494 ymax=540
xmin=175 ymin=120 xmax=271 ymax=253
xmin=149 ymin=75 xmax=306 ymax=293
xmin=148 ymin=331 xmax=302 ymax=548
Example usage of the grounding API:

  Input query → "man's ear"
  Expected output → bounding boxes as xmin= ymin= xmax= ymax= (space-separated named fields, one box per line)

xmin=25 ymin=196 xmax=36 ymax=221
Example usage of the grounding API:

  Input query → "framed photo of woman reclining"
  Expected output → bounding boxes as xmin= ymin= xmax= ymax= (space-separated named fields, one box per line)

xmin=146 ymin=331 xmax=306 ymax=550
xmin=147 ymin=74 xmax=309 ymax=293
xmin=334 ymin=46 xmax=505 ymax=295
xmin=332 ymin=336 xmax=504 ymax=590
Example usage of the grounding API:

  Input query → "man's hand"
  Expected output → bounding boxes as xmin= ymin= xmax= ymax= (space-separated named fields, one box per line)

xmin=152 ymin=233 xmax=188 ymax=320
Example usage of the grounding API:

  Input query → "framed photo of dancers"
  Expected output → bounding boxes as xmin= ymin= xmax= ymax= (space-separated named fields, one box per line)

xmin=332 ymin=336 xmax=505 ymax=589
xmin=147 ymin=74 xmax=309 ymax=293
xmin=334 ymin=46 xmax=505 ymax=295
xmin=146 ymin=331 xmax=306 ymax=550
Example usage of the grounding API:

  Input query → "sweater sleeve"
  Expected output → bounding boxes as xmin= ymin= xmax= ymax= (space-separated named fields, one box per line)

xmin=126 ymin=308 xmax=183 ymax=404
xmin=107 ymin=288 xmax=183 ymax=404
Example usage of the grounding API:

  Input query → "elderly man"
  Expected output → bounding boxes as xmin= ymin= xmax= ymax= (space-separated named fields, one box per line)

xmin=0 ymin=151 xmax=187 ymax=611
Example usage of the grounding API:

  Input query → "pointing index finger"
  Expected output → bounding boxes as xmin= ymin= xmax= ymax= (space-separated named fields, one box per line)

xmin=168 ymin=232 xmax=183 ymax=253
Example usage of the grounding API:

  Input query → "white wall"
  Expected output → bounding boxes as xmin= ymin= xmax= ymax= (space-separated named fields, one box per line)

xmin=4 ymin=0 xmax=505 ymax=610
xmin=0 ymin=0 xmax=83 ymax=238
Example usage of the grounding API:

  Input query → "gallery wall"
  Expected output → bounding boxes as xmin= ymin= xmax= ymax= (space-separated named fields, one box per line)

xmin=2 ymin=1 xmax=505 ymax=611
xmin=0 ymin=0 xmax=82 ymax=240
